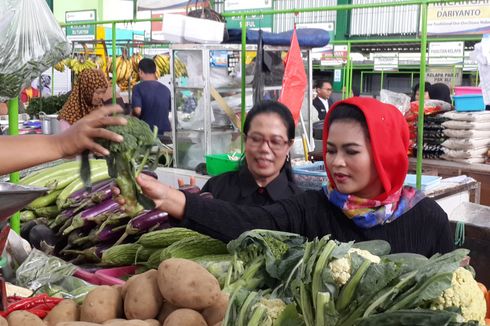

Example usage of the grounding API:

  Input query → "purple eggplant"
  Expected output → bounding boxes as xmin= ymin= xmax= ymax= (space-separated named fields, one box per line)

xmin=114 ymin=210 xmax=169 ymax=245
xmin=62 ymin=199 xmax=120 ymax=236
xmin=73 ymin=224 xmax=126 ymax=246
xmin=64 ymin=179 xmax=113 ymax=208
xmin=49 ymin=208 xmax=76 ymax=230
xmin=72 ymin=181 xmax=115 ymax=214
xmin=64 ymin=244 xmax=111 ymax=264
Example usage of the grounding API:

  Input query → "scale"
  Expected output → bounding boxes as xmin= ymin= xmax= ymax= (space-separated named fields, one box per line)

xmin=0 ymin=182 xmax=47 ymax=222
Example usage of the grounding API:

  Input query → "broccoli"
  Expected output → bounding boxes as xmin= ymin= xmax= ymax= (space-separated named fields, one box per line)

xmin=94 ymin=115 xmax=161 ymax=216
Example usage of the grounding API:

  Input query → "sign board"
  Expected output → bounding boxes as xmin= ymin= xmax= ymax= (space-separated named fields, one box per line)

xmin=426 ymin=67 xmax=463 ymax=87
xmin=374 ymin=53 xmax=399 ymax=71
xmin=224 ymin=0 xmax=273 ymax=11
xmin=428 ymin=42 xmax=464 ymax=65
xmin=65 ymin=10 xmax=96 ymax=42
xmin=225 ymin=0 xmax=274 ymax=32
xmin=334 ymin=69 xmax=342 ymax=82
xmin=427 ymin=1 xmax=490 ymax=35
xmin=226 ymin=11 xmax=273 ymax=31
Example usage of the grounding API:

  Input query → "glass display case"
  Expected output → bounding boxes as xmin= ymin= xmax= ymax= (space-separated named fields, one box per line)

xmin=170 ymin=44 xmax=313 ymax=170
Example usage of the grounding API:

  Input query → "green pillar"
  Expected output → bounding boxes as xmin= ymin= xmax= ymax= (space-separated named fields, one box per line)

xmin=333 ymin=0 xmax=351 ymax=92
xmin=335 ymin=0 xmax=351 ymax=41
xmin=46 ymin=0 xmax=53 ymax=11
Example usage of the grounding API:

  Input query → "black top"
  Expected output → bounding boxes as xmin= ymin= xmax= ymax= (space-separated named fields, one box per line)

xmin=201 ymin=166 xmax=302 ymax=206
xmin=181 ymin=190 xmax=455 ymax=257
xmin=313 ymin=96 xmax=334 ymax=120
xmin=132 ymin=81 xmax=172 ymax=133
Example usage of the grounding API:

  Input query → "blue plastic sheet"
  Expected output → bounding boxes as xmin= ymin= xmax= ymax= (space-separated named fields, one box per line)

xmin=227 ymin=28 xmax=330 ymax=47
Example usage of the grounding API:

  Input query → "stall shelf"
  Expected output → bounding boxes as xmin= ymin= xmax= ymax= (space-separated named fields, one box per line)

xmin=169 ymin=43 xmax=313 ymax=170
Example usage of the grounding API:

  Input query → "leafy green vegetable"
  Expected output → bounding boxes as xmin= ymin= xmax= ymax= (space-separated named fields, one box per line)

xmin=94 ymin=116 xmax=161 ymax=216
xmin=26 ymin=93 xmax=70 ymax=117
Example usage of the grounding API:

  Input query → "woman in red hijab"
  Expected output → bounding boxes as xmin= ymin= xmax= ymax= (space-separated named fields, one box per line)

xmin=117 ymin=98 xmax=453 ymax=257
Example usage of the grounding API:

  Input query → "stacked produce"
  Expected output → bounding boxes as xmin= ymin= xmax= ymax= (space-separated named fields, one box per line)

xmin=405 ymin=100 xmax=451 ymax=157
xmin=18 ymin=229 xmax=487 ymax=325
xmin=440 ymin=111 xmax=490 ymax=164
xmin=19 ymin=115 xmax=164 ymax=264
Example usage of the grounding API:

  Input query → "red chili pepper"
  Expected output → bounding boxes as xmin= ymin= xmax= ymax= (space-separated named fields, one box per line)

xmin=0 ymin=294 xmax=62 ymax=317
xmin=25 ymin=308 xmax=49 ymax=319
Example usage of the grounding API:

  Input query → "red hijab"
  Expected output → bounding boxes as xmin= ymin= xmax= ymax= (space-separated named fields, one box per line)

xmin=322 ymin=97 xmax=410 ymax=202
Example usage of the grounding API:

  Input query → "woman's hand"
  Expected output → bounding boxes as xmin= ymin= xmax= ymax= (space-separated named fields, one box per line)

xmin=54 ymin=104 xmax=127 ymax=157
xmin=114 ymin=173 xmax=187 ymax=219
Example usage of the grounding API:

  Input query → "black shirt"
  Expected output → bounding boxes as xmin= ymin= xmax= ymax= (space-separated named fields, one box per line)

xmin=182 ymin=190 xmax=455 ymax=257
xmin=201 ymin=166 xmax=302 ymax=205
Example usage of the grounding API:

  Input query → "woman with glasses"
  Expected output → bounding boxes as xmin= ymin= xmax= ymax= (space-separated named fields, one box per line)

xmin=117 ymin=97 xmax=453 ymax=257
xmin=199 ymin=101 xmax=302 ymax=205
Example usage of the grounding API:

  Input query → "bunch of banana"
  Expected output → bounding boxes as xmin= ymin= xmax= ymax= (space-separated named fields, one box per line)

xmin=53 ymin=61 xmax=65 ymax=72
xmin=94 ymin=56 xmax=105 ymax=70
xmin=153 ymin=54 xmax=170 ymax=76
xmin=131 ymin=53 xmax=143 ymax=72
xmin=71 ymin=58 xmax=97 ymax=75
xmin=114 ymin=56 xmax=133 ymax=83
xmin=130 ymin=71 xmax=139 ymax=84
xmin=174 ymin=57 xmax=188 ymax=78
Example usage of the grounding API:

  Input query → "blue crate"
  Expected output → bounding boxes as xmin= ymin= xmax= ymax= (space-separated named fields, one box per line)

xmin=453 ymin=94 xmax=485 ymax=112
xmin=291 ymin=161 xmax=328 ymax=191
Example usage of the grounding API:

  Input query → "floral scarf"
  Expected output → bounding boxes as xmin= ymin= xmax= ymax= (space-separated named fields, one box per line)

xmin=324 ymin=185 xmax=426 ymax=229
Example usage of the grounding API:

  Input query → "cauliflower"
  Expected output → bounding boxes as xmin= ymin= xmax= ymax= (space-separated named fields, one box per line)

xmin=328 ymin=248 xmax=380 ymax=286
xmin=252 ymin=298 xmax=287 ymax=326
xmin=430 ymin=267 xmax=486 ymax=324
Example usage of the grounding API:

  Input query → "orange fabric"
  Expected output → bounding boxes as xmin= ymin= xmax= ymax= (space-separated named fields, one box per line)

xmin=322 ymin=97 xmax=410 ymax=202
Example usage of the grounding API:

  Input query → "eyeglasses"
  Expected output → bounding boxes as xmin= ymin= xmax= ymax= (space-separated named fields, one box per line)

xmin=245 ymin=134 xmax=291 ymax=151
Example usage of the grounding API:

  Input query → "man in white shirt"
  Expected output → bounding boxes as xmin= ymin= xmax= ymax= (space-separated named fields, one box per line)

xmin=312 ymin=80 xmax=334 ymax=120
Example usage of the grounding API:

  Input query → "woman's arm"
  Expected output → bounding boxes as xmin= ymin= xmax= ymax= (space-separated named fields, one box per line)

xmin=130 ymin=174 xmax=320 ymax=242
xmin=0 ymin=105 xmax=126 ymax=175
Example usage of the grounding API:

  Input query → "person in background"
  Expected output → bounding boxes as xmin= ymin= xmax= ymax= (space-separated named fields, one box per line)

xmin=0 ymin=105 xmax=126 ymax=175
xmin=122 ymin=97 xmax=454 ymax=257
xmin=198 ymin=101 xmax=302 ymax=205
xmin=428 ymin=83 xmax=452 ymax=105
xmin=132 ymin=58 xmax=172 ymax=143
xmin=313 ymin=80 xmax=334 ymax=120
xmin=351 ymin=86 xmax=360 ymax=97
xmin=410 ymin=82 xmax=431 ymax=102
xmin=57 ymin=69 xmax=108 ymax=130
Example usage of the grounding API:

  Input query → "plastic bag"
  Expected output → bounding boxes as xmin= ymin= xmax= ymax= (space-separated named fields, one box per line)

xmin=15 ymin=249 xmax=77 ymax=291
xmin=0 ymin=0 xmax=70 ymax=102
xmin=379 ymin=89 xmax=411 ymax=115
xmin=37 ymin=276 xmax=96 ymax=304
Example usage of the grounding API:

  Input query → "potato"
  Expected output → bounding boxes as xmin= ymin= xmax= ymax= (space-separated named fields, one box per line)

xmin=7 ymin=310 xmax=44 ymax=326
xmin=57 ymin=322 xmax=102 ymax=326
xmin=145 ymin=319 xmax=161 ymax=326
xmin=44 ymin=299 xmax=80 ymax=326
xmin=163 ymin=309 xmax=206 ymax=326
xmin=157 ymin=259 xmax=220 ymax=310
xmin=103 ymin=319 xmax=128 ymax=325
xmin=0 ymin=316 xmax=6 ymax=326
xmin=121 ymin=273 xmax=141 ymax=298
xmin=80 ymin=285 xmax=123 ymax=323
xmin=125 ymin=269 xmax=163 ymax=320
xmin=201 ymin=292 xmax=229 ymax=326
xmin=157 ymin=301 xmax=179 ymax=324
xmin=103 ymin=320 xmax=152 ymax=326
